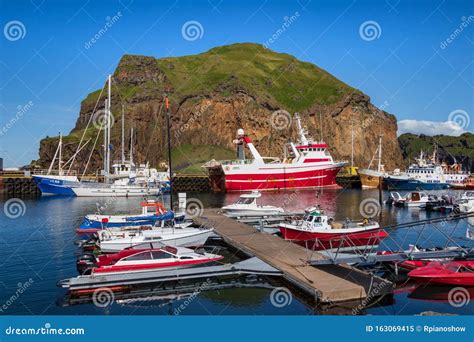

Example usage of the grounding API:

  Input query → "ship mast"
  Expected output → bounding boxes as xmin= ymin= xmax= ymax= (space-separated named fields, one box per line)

xmin=106 ymin=74 xmax=112 ymax=180
xmin=377 ymin=135 xmax=382 ymax=173
xmin=351 ymin=119 xmax=354 ymax=168
xmin=58 ymin=132 xmax=63 ymax=176
xmin=103 ymin=99 xmax=108 ymax=179
xmin=121 ymin=104 xmax=125 ymax=163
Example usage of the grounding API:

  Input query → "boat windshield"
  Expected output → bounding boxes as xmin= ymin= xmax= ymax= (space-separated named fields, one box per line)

xmin=123 ymin=251 xmax=152 ymax=261
xmin=237 ymin=198 xmax=255 ymax=205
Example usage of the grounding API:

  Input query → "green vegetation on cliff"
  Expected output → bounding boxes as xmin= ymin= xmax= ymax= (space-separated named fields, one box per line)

xmin=158 ymin=43 xmax=358 ymax=111
xmin=398 ymin=132 xmax=474 ymax=171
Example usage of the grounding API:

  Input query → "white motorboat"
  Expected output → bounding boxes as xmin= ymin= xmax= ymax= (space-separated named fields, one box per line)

xmin=97 ymin=226 xmax=214 ymax=253
xmin=389 ymin=191 xmax=430 ymax=207
xmin=221 ymin=191 xmax=285 ymax=217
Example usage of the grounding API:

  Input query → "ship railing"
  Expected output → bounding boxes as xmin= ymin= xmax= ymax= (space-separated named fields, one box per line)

xmin=30 ymin=169 xmax=78 ymax=177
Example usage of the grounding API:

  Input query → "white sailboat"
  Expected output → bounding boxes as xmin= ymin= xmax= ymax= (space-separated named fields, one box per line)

xmin=72 ymin=75 xmax=162 ymax=197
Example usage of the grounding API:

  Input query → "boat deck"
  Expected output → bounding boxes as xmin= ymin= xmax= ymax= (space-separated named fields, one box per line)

xmin=195 ymin=209 xmax=392 ymax=303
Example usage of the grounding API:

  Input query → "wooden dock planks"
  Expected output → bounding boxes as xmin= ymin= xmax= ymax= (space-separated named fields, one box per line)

xmin=196 ymin=209 xmax=392 ymax=303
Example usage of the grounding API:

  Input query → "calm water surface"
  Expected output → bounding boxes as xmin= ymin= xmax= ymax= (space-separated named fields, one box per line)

xmin=0 ymin=189 xmax=472 ymax=315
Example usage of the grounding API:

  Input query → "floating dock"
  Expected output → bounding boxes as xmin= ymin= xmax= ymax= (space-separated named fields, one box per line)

xmin=195 ymin=209 xmax=392 ymax=303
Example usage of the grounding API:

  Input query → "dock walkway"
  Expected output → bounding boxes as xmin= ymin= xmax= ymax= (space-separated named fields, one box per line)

xmin=196 ymin=209 xmax=392 ymax=303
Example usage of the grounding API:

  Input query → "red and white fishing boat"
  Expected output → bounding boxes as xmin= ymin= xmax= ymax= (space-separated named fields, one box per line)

xmin=407 ymin=261 xmax=474 ymax=286
xmin=76 ymin=245 xmax=223 ymax=275
xmin=279 ymin=207 xmax=388 ymax=250
xmin=204 ymin=113 xmax=346 ymax=191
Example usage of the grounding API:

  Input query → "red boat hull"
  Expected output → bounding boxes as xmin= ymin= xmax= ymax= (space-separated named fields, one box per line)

xmin=224 ymin=166 xmax=342 ymax=191
xmin=279 ymin=227 xmax=388 ymax=250
xmin=408 ymin=262 xmax=474 ymax=286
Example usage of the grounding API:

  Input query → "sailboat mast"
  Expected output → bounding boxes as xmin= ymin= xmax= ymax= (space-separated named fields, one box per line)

xmin=121 ymin=104 xmax=125 ymax=163
xmin=106 ymin=74 xmax=112 ymax=179
xmin=166 ymin=96 xmax=173 ymax=210
xmin=377 ymin=135 xmax=382 ymax=173
xmin=129 ymin=127 xmax=133 ymax=164
xmin=351 ymin=119 xmax=354 ymax=168
xmin=103 ymin=99 xmax=108 ymax=179
xmin=58 ymin=132 xmax=63 ymax=175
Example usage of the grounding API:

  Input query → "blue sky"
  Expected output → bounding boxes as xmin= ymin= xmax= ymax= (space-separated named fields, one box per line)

xmin=0 ymin=0 xmax=473 ymax=167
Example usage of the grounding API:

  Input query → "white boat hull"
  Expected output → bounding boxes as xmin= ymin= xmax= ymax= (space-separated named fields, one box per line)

xmin=99 ymin=229 xmax=213 ymax=253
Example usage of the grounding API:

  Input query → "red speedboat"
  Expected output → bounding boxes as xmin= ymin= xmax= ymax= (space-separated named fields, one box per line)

xmin=279 ymin=207 xmax=388 ymax=251
xmin=408 ymin=261 xmax=474 ymax=286
xmin=76 ymin=245 xmax=224 ymax=275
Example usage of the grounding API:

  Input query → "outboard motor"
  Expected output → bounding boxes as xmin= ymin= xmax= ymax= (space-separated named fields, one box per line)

xmin=76 ymin=253 xmax=97 ymax=275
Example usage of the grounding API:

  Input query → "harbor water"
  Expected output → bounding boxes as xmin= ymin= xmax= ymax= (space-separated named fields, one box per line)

xmin=0 ymin=189 xmax=472 ymax=315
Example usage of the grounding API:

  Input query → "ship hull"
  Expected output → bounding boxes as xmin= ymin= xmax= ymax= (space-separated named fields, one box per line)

xmin=223 ymin=163 xmax=344 ymax=192
xmin=32 ymin=176 xmax=78 ymax=196
xmin=279 ymin=226 xmax=388 ymax=250
xmin=384 ymin=177 xmax=449 ymax=190
xmin=357 ymin=169 xmax=383 ymax=189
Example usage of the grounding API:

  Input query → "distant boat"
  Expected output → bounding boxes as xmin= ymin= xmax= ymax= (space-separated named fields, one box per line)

xmin=389 ymin=191 xmax=430 ymax=207
xmin=34 ymin=75 xmax=169 ymax=196
xmin=221 ymin=191 xmax=285 ymax=217
xmin=358 ymin=135 xmax=386 ymax=189
xmin=383 ymin=148 xmax=466 ymax=190
xmin=32 ymin=133 xmax=81 ymax=196
xmin=203 ymin=113 xmax=346 ymax=191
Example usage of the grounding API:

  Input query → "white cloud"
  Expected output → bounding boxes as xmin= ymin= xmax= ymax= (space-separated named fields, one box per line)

xmin=397 ymin=119 xmax=467 ymax=136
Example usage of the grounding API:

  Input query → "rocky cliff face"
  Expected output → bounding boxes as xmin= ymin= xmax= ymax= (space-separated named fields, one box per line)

xmin=36 ymin=43 xmax=404 ymax=173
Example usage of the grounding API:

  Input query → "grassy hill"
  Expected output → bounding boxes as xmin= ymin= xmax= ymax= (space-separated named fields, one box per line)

xmin=398 ymin=132 xmax=474 ymax=171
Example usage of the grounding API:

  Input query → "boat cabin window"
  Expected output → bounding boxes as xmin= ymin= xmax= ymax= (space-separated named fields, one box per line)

xmin=123 ymin=251 xmax=152 ymax=261
xmin=237 ymin=198 xmax=255 ymax=205
xmin=305 ymin=215 xmax=313 ymax=222
xmin=151 ymin=250 xmax=174 ymax=259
